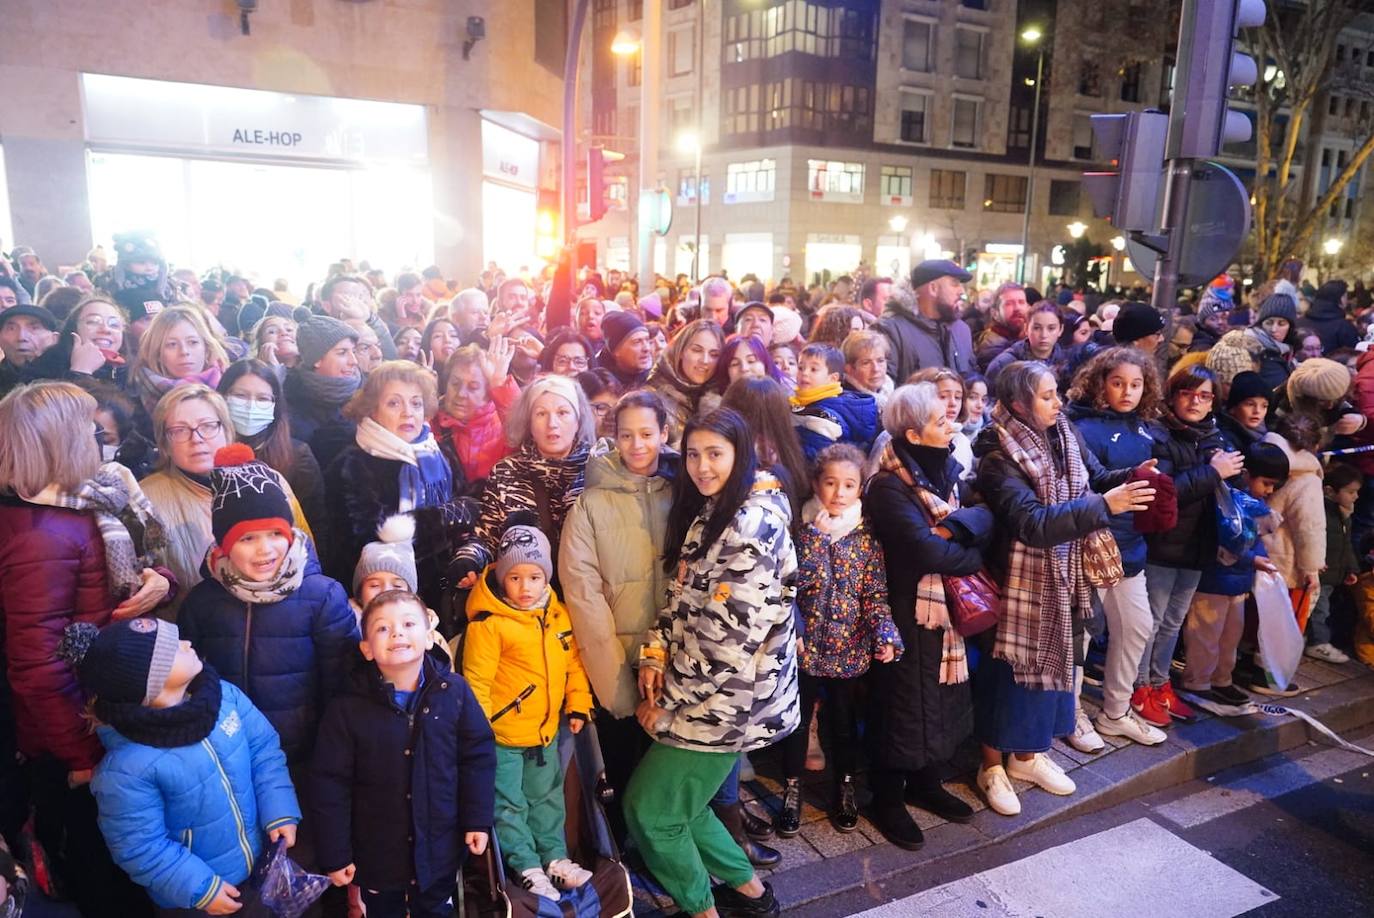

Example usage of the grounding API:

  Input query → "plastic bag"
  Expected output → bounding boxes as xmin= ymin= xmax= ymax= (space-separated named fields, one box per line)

xmin=237 ymin=838 xmax=330 ymax=918
xmin=1214 ymin=483 xmax=1268 ymax=563
xmin=1253 ymin=570 xmax=1304 ymax=689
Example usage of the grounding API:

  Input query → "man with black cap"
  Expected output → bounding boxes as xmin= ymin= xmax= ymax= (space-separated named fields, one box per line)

xmin=0 ymin=303 xmax=59 ymax=396
xmin=598 ymin=311 xmax=654 ymax=388
xmin=1113 ymin=302 xmax=1167 ymax=354
xmin=873 ymin=259 xmax=975 ymax=381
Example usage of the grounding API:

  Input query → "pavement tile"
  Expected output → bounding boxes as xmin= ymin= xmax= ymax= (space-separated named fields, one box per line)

xmin=942 ymin=777 xmax=989 ymax=814
xmin=1052 ymin=736 xmax=1107 ymax=766
xmin=1047 ymin=747 xmax=1081 ymax=774
xmin=966 ymin=764 xmax=1113 ymax=842
xmin=801 ymin=819 xmax=878 ymax=857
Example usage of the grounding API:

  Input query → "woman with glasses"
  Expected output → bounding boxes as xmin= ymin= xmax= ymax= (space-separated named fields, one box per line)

xmin=141 ymin=384 xmax=312 ymax=614
xmin=577 ymin=368 xmax=624 ymax=441
xmin=539 ymin=328 xmax=594 ymax=378
xmin=23 ymin=295 xmax=134 ymax=390
xmin=1138 ymin=365 xmax=1244 ymax=727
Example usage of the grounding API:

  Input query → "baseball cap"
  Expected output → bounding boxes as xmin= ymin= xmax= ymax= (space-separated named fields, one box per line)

xmin=910 ymin=259 xmax=973 ymax=289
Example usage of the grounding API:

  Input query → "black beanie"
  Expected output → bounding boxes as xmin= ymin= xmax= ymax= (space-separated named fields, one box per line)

xmin=66 ymin=618 xmax=181 ymax=706
xmin=1225 ymin=371 xmax=1272 ymax=408
xmin=1255 ymin=293 xmax=1298 ymax=326
xmin=1112 ymin=302 xmax=1165 ymax=344
xmin=1245 ymin=442 xmax=1290 ymax=483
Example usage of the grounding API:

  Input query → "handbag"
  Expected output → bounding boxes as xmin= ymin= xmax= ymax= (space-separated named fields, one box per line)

xmin=942 ymin=569 xmax=1001 ymax=637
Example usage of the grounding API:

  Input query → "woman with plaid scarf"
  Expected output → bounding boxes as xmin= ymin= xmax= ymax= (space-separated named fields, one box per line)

xmin=972 ymin=362 xmax=1155 ymax=817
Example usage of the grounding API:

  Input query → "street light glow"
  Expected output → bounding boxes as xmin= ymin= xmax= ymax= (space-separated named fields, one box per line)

xmin=676 ymin=131 xmax=700 ymax=155
xmin=1067 ymin=221 xmax=1087 ymax=239
xmin=1111 ymin=235 xmax=1126 ymax=251
xmin=1324 ymin=237 xmax=1344 ymax=255
xmin=611 ymin=29 xmax=641 ymax=55
xmin=1021 ymin=27 xmax=1043 ymax=43
xmin=889 ymin=215 xmax=909 ymax=233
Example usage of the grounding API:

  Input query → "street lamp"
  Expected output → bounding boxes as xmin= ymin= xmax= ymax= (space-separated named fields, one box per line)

xmin=1111 ymin=235 xmax=1126 ymax=251
xmin=889 ymin=215 xmax=909 ymax=234
xmin=1324 ymin=237 xmax=1344 ymax=256
xmin=1067 ymin=221 xmax=1087 ymax=239
xmin=678 ymin=131 xmax=703 ymax=280
xmin=1017 ymin=26 xmax=1047 ymax=285
xmin=611 ymin=29 xmax=641 ymax=56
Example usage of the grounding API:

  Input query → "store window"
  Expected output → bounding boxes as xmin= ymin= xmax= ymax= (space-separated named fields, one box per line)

xmin=804 ymin=233 xmax=862 ymax=284
xmin=954 ymin=27 xmax=985 ymax=80
xmin=807 ymin=160 xmax=865 ymax=203
xmin=900 ymin=90 xmax=930 ymax=143
xmin=724 ymin=159 xmax=776 ymax=203
xmin=721 ymin=232 xmax=772 ymax=281
xmin=951 ymin=97 xmax=980 ymax=148
xmin=983 ymin=174 xmax=1028 ymax=213
xmin=929 ymin=169 xmax=966 ymax=210
xmin=880 ymin=166 xmax=914 ymax=205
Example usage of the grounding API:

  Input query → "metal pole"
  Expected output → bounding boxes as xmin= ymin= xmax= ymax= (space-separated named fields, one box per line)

xmin=637 ymin=0 xmax=663 ymax=293
xmin=692 ymin=0 xmax=705 ymax=281
xmin=562 ymin=0 xmax=591 ymax=253
xmin=1018 ymin=48 xmax=1044 ymax=285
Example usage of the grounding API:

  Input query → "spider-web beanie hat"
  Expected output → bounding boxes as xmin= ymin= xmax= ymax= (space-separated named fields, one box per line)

xmin=210 ymin=443 xmax=294 ymax=554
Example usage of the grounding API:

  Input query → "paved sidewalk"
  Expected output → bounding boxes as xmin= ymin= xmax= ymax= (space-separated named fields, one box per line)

xmin=629 ymin=655 xmax=1374 ymax=915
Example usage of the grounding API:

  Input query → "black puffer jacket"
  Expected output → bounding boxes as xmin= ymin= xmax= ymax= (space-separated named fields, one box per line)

xmin=1297 ymin=295 xmax=1358 ymax=353
xmin=283 ymin=370 xmax=357 ymax=472
xmin=1144 ymin=415 xmax=1224 ymax=569
xmin=864 ymin=440 xmax=991 ymax=771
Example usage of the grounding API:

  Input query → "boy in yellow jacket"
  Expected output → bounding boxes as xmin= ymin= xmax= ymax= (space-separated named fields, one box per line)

xmin=463 ymin=523 xmax=594 ymax=901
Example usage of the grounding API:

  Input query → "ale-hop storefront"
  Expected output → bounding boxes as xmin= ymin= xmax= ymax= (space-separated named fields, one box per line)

xmin=80 ymin=73 xmax=434 ymax=287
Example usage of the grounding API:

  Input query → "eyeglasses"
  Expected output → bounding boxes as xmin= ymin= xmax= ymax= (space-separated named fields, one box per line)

xmin=1177 ymin=389 xmax=1215 ymax=404
xmin=80 ymin=315 xmax=125 ymax=332
xmin=165 ymin=420 xmax=224 ymax=443
xmin=553 ymin=355 xmax=589 ymax=370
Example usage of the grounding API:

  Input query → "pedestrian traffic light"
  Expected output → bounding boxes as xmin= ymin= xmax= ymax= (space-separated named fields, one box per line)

xmin=1082 ymin=110 xmax=1169 ymax=233
xmin=587 ymin=146 xmax=625 ymax=224
xmin=1169 ymin=0 xmax=1267 ymax=158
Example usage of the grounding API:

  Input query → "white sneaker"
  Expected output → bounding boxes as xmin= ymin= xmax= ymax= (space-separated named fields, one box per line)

xmin=977 ymin=764 xmax=1021 ymax=816
xmin=1095 ymin=709 xmax=1166 ymax=746
xmin=1067 ymin=708 xmax=1105 ymax=754
xmin=1305 ymin=643 xmax=1351 ymax=664
xmin=521 ymin=868 xmax=560 ymax=901
xmin=546 ymin=858 xmax=592 ymax=890
xmin=1005 ymin=753 xmax=1076 ymax=796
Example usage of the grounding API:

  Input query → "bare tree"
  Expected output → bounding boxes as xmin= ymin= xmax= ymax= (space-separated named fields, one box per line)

xmin=1250 ymin=0 xmax=1374 ymax=277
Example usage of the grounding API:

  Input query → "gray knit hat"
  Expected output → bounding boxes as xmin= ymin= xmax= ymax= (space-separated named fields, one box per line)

xmin=297 ymin=315 xmax=360 ymax=370
xmin=1255 ymin=293 xmax=1298 ymax=326
xmin=495 ymin=524 xmax=552 ymax=583
xmin=352 ymin=514 xmax=419 ymax=596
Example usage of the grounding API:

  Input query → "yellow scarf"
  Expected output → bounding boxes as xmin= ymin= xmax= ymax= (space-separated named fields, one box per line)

xmin=790 ymin=380 xmax=843 ymax=409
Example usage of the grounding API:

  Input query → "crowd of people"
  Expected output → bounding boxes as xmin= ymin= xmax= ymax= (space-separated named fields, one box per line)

xmin=1 ymin=233 xmax=1371 ymax=918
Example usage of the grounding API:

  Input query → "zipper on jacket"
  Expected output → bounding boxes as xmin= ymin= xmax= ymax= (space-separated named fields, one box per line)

xmin=555 ymin=629 xmax=573 ymax=651
xmin=242 ymin=603 xmax=254 ymax=677
xmin=201 ymin=738 xmax=254 ymax=875
xmin=180 ymin=828 xmax=193 ymax=848
xmin=538 ymin=607 xmax=556 ymax=741
xmin=491 ymin=684 xmax=535 ymax=721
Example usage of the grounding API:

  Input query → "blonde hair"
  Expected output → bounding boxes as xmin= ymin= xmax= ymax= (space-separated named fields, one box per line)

xmin=910 ymin=366 xmax=968 ymax=423
xmin=841 ymin=329 xmax=888 ymax=365
xmin=134 ymin=305 xmax=230 ymax=379
xmin=0 ymin=382 xmax=100 ymax=496
xmin=343 ymin=360 xmax=439 ymax=423
xmin=151 ymin=385 xmax=235 ymax=472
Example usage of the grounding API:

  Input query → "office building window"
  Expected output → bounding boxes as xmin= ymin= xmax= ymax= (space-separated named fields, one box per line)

xmin=669 ymin=26 xmax=695 ymax=77
xmin=808 ymin=160 xmax=865 ymax=201
xmin=534 ymin=0 xmax=569 ymax=74
xmin=1078 ymin=61 xmax=1101 ymax=97
xmin=900 ymin=90 xmax=929 ymax=143
xmin=954 ymin=27 xmax=985 ymax=80
xmin=951 ymin=97 xmax=980 ymax=148
xmin=1008 ymin=104 xmax=1032 ymax=149
xmin=677 ymin=169 xmax=709 ymax=204
xmin=984 ymin=174 xmax=1027 ymax=213
xmin=724 ymin=77 xmax=871 ymax=137
xmin=901 ymin=18 xmax=934 ymax=72
xmin=725 ymin=159 xmax=776 ymax=202
xmin=628 ymin=0 xmax=642 ymax=21
xmin=962 ymin=0 xmax=988 ymax=8
xmin=1048 ymin=180 xmax=1081 ymax=216
xmin=880 ymin=165 xmax=913 ymax=204
xmin=726 ymin=2 xmax=878 ymax=63
xmin=929 ymin=169 xmax=966 ymax=210
xmin=1330 ymin=95 xmax=1341 ymax=116
xmin=669 ymin=0 xmax=695 ymax=8
xmin=1073 ymin=114 xmax=1095 ymax=160
xmin=628 ymin=53 xmax=641 ymax=87
xmin=1120 ymin=63 xmax=1142 ymax=103
xmin=1322 ymin=148 xmax=1333 ymax=167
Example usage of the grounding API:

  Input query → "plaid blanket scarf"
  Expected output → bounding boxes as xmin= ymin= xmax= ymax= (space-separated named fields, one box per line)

xmin=878 ymin=442 xmax=969 ymax=684
xmin=989 ymin=403 xmax=1120 ymax=691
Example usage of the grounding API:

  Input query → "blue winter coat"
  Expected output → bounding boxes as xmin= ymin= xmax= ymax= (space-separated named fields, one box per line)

xmin=793 ymin=390 xmax=879 ymax=461
xmin=1066 ymin=403 xmax=1152 ymax=577
xmin=91 ymin=682 xmax=300 ymax=910
xmin=1198 ymin=485 xmax=1272 ymax=596
xmin=180 ymin=552 xmax=359 ymax=764
xmin=309 ymin=652 xmax=497 ymax=892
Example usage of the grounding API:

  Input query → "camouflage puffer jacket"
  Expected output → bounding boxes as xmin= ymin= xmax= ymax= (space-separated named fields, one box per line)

xmin=640 ymin=472 xmax=801 ymax=753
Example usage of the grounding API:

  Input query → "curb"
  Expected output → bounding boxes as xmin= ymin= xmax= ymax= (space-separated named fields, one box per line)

xmin=773 ymin=669 xmax=1374 ymax=913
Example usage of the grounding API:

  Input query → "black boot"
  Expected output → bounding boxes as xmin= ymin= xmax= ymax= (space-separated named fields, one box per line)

xmin=712 ymin=802 xmax=782 ymax=868
xmin=740 ymin=801 xmax=775 ymax=839
xmin=713 ymin=881 xmax=781 ymax=917
xmin=831 ymin=774 xmax=859 ymax=833
xmin=776 ymin=778 xmax=802 ymax=837
xmin=904 ymin=766 xmax=974 ymax=824
xmin=867 ymin=774 xmax=924 ymax=851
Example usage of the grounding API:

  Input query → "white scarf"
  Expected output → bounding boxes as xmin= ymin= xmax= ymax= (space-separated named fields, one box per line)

xmin=355 ymin=416 xmax=437 ymax=466
xmin=803 ymin=496 xmax=864 ymax=543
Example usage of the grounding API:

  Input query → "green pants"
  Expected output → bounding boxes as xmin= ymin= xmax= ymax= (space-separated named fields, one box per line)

xmin=494 ymin=739 xmax=568 ymax=873
xmin=624 ymin=743 xmax=754 ymax=915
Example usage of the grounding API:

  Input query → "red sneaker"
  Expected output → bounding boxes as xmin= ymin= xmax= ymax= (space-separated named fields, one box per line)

xmin=1130 ymin=685 xmax=1171 ymax=727
xmin=1154 ymin=682 xmax=1197 ymax=722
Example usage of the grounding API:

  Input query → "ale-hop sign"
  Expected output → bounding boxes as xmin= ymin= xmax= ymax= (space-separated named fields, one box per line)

xmin=82 ymin=73 xmax=428 ymax=164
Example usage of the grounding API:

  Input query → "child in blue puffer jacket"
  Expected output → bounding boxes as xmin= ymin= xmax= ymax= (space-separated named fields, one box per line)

xmin=180 ymin=444 xmax=358 ymax=766
xmin=64 ymin=617 xmax=299 ymax=914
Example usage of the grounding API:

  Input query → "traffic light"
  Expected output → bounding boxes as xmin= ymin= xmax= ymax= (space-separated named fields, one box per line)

xmin=1082 ymin=110 xmax=1169 ymax=233
xmin=1169 ymin=0 xmax=1267 ymax=158
xmin=587 ymin=146 xmax=625 ymax=224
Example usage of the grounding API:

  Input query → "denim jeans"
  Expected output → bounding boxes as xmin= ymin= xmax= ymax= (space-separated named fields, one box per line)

xmin=1140 ymin=564 xmax=1202 ymax=687
xmin=710 ymin=757 xmax=742 ymax=806
xmin=1308 ymin=583 xmax=1337 ymax=646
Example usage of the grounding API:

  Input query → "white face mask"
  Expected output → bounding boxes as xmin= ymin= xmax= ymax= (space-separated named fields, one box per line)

xmin=100 ymin=443 xmax=119 ymax=462
xmin=227 ymin=396 xmax=276 ymax=436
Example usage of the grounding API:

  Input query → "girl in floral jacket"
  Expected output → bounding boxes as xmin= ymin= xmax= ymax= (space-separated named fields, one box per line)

xmin=776 ymin=444 xmax=899 ymax=840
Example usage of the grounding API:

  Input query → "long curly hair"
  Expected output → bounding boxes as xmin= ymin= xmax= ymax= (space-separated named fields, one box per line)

xmin=1067 ymin=346 xmax=1164 ymax=419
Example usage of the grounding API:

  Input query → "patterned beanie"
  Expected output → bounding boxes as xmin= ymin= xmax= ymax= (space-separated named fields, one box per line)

xmin=1287 ymin=357 xmax=1351 ymax=404
xmin=352 ymin=514 xmax=419 ymax=595
xmin=210 ymin=444 xmax=294 ymax=554
xmin=495 ymin=524 xmax=553 ymax=583
xmin=67 ymin=617 xmax=181 ymax=706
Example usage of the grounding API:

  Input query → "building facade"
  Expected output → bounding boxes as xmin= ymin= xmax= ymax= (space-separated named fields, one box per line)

xmin=0 ymin=0 xmax=569 ymax=286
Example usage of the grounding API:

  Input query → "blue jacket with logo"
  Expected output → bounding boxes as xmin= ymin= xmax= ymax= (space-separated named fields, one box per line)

xmin=91 ymin=682 xmax=300 ymax=910
xmin=1066 ymin=402 xmax=1152 ymax=577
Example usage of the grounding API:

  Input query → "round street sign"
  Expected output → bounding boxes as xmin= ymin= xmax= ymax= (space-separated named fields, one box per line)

xmin=1126 ymin=160 xmax=1251 ymax=286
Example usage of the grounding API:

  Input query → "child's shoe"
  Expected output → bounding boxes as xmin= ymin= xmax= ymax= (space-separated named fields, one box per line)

xmin=521 ymin=868 xmax=560 ymax=901
xmin=1130 ymin=685 xmax=1171 ymax=727
xmin=1154 ymin=682 xmax=1196 ymax=722
xmin=546 ymin=858 xmax=592 ymax=891
xmin=1305 ymin=643 xmax=1350 ymax=664
xmin=775 ymin=778 xmax=802 ymax=837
